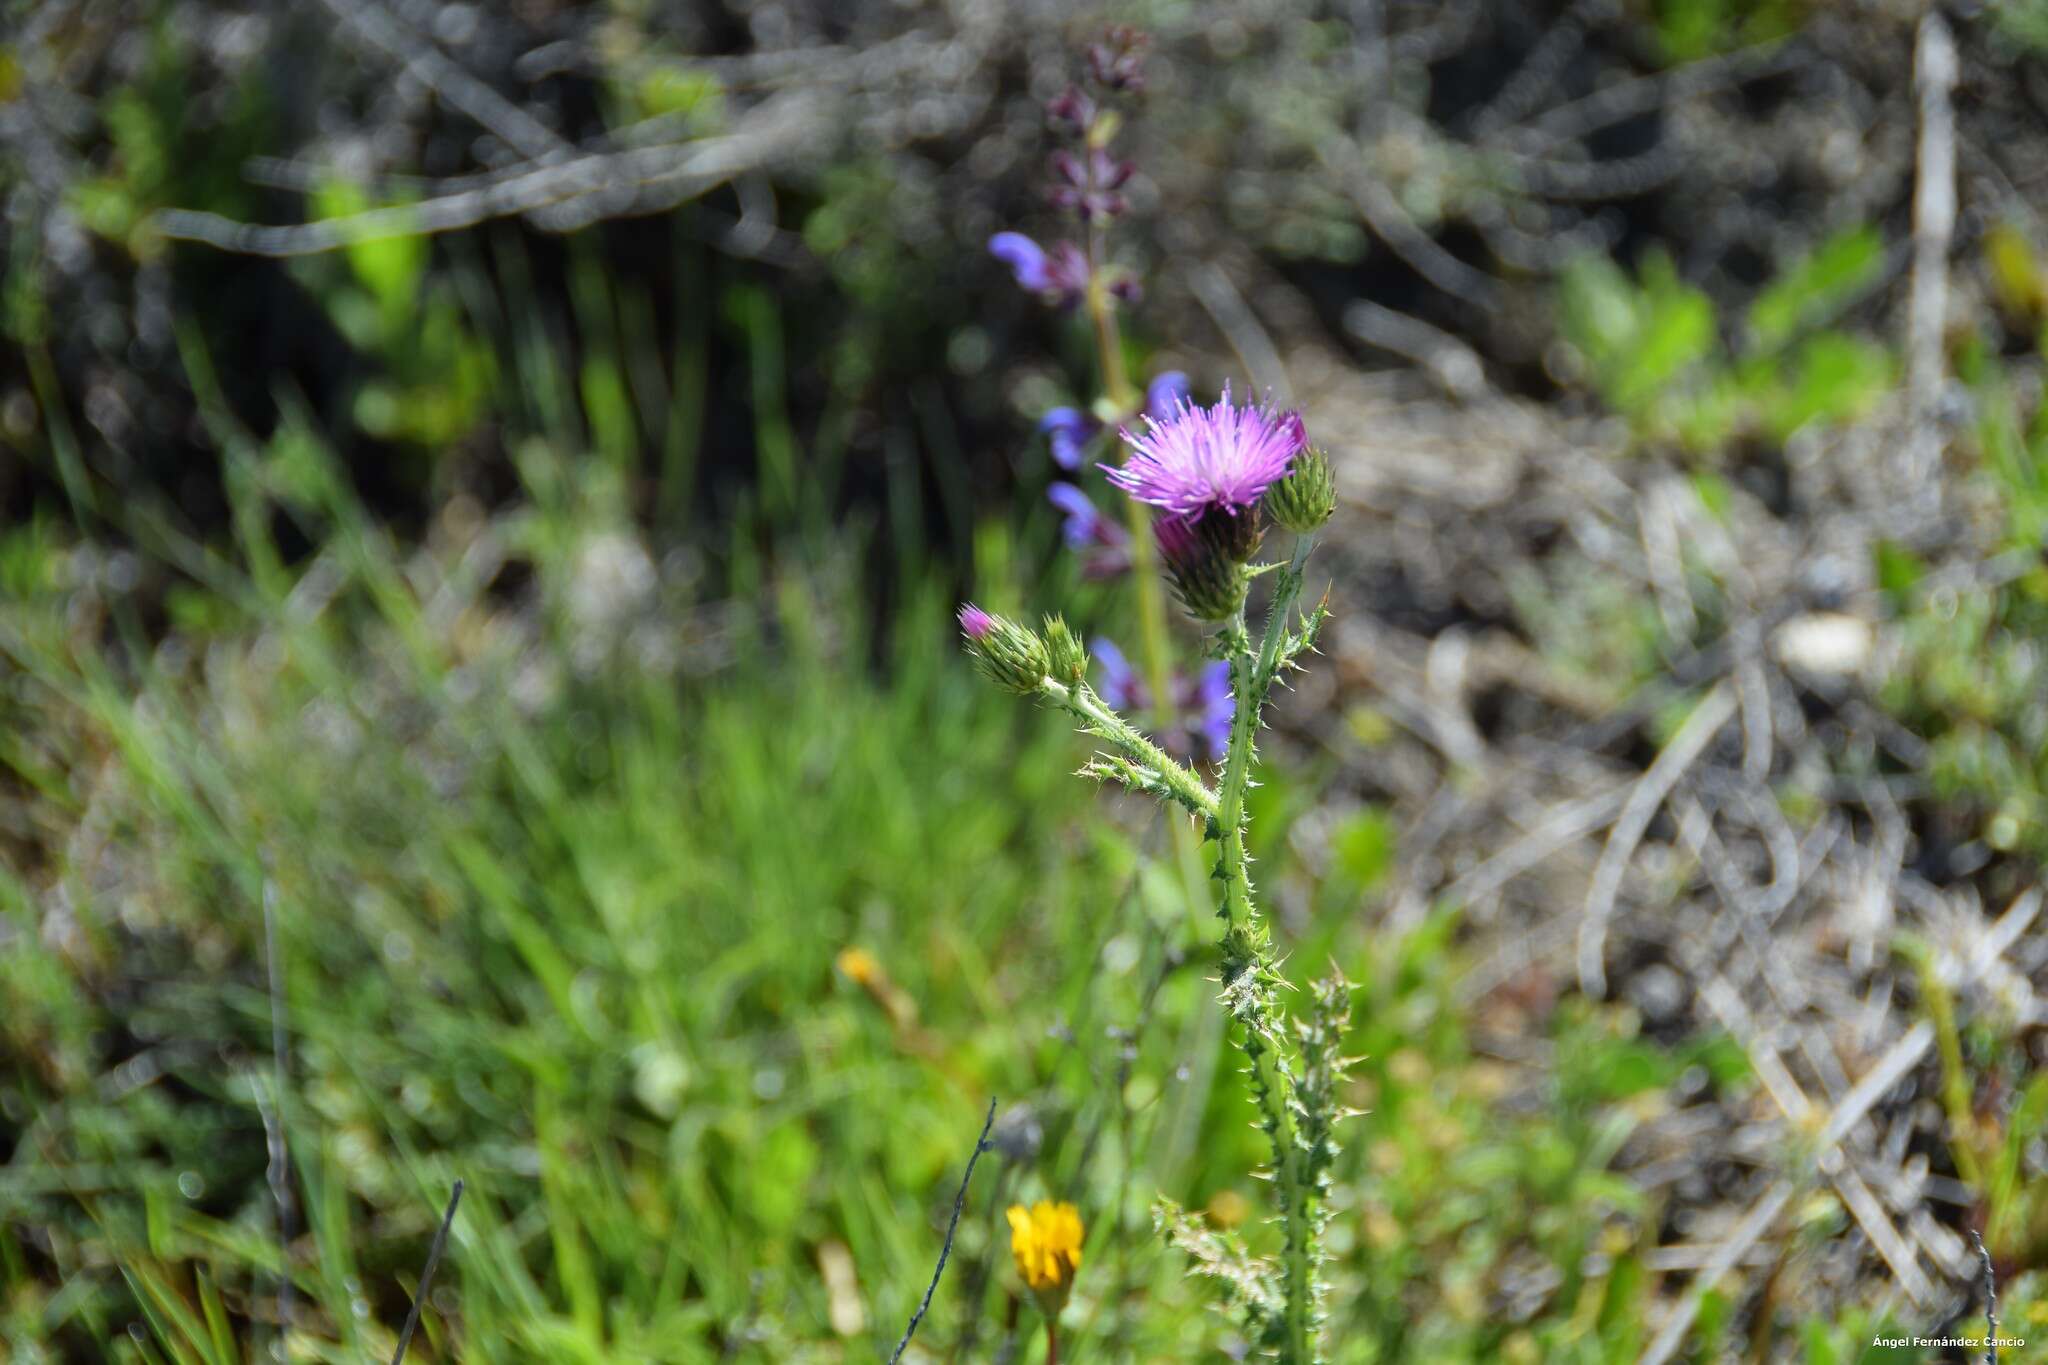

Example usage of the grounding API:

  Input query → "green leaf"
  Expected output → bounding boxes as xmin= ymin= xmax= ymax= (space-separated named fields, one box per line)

xmin=1747 ymin=226 xmax=1884 ymax=354
xmin=1332 ymin=808 xmax=1397 ymax=892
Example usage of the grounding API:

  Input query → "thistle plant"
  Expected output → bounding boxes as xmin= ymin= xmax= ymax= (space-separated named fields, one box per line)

xmin=969 ymin=33 xmax=1354 ymax=1359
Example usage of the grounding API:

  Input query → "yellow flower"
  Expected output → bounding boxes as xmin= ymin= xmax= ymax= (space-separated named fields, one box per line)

xmin=1007 ymin=1201 xmax=1084 ymax=1311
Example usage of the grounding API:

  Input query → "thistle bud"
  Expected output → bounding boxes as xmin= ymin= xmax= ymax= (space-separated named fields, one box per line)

xmin=1155 ymin=515 xmax=1247 ymax=622
xmin=1263 ymin=446 xmax=1336 ymax=533
xmin=1042 ymin=614 xmax=1088 ymax=685
xmin=959 ymin=604 xmax=1051 ymax=694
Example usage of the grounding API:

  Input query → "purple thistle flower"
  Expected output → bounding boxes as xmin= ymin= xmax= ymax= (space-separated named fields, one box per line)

xmin=1105 ymin=382 xmax=1307 ymax=518
xmin=1048 ymin=482 xmax=1132 ymax=578
xmin=989 ymin=232 xmax=1089 ymax=306
xmin=1145 ymin=371 xmax=1190 ymax=421
xmin=1038 ymin=407 xmax=1096 ymax=470
xmin=1091 ymin=636 xmax=1145 ymax=712
xmin=958 ymin=603 xmax=996 ymax=640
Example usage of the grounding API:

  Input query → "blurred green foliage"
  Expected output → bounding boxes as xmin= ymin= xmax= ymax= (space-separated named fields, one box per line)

xmin=1558 ymin=228 xmax=1892 ymax=455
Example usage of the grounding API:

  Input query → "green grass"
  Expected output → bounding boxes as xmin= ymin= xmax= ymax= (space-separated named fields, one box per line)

xmin=0 ymin=410 xmax=1787 ymax=1361
xmin=8 ymin=235 xmax=2040 ymax=1361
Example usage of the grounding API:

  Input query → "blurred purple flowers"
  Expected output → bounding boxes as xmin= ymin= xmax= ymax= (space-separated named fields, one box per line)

xmin=989 ymin=232 xmax=1090 ymax=307
xmin=1049 ymin=147 xmax=1135 ymax=221
xmin=1093 ymin=638 xmax=1232 ymax=763
xmin=1106 ymin=382 xmax=1306 ymax=519
xmin=1048 ymin=483 xmax=1131 ymax=578
xmin=1039 ymin=407 xmax=1095 ymax=470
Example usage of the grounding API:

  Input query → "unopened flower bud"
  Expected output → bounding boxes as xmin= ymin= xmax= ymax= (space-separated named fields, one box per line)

xmin=1042 ymin=614 xmax=1088 ymax=684
xmin=1087 ymin=25 xmax=1148 ymax=92
xmin=1155 ymin=515 xmax=1246 ymax=621
xmin=1263 ymin=446 xmax=1336 ymax=533
xmin=959 ymin=603 xmax=1051 ymax=694
xmin=1046 ymin=85 xmax=1095 ymax=137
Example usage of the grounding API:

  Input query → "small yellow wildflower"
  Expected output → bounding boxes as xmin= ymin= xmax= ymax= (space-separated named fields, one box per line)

xmin=1007 ymin=1200 xmax=1084 ymax=1312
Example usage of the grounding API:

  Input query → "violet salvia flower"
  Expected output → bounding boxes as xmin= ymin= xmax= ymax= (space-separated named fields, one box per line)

xmin=989 ymin=232 xmax=1089 ymax=306
xmin=1105 ymin=382 xmax=1308 ymax=519
xmin=1049 ymin=148 xmax=1136 ymax=220
xmin=1088 ymin=639 xmax=1231 ymax=763
xmin=1091 ymin=636 xmax=1143 ymax=712
xmin=1146 ymin=370 xmax=1190 ymax=421
xmin=1039 ymin=408 xmax=1096 ymax=470
xmin=1046 ymin=85 xmax=1096 ymax=136
xmin=1048 ymin=483 xmax=1132 ymax=579
xmin=1186 ymin=662 xmax=1234 ymax=763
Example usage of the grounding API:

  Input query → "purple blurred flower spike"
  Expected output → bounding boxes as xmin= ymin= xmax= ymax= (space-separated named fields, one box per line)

xmin=1038 ymin=408 xmax=1095 ymax=470
xmin=1047 ymin=85 xmax=1096 ymax=137
xmin=1189 ymin=661 xmax=1234 ymax=763
xmin=1087 ymin=26 xmax=1149 ymax=92
xmin=1047 ymin=482 xmax=1099 ymax=547
xmin=1048 ymin=481 xmax=1131 ymax=578
xmin=1091 ymin=637 xmax=1145 ymax=712
xmin=1145 ymin=371 xmax=1190 ymax=420
xmin=991 ymin=233 xmax=1090 ymax=307
xmin=989 ymin=233 xmax=1050 ymax=292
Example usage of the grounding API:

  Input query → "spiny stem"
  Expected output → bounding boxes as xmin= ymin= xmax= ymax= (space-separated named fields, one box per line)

xmin=1213 ymin=534 xmax=1317 ymax=1364
xmin=1042 ymin=677 xmax=1220 ymax=822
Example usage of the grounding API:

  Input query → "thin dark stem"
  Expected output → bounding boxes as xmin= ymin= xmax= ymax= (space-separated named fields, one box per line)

xmin=1046 ymin=1319 xmax=1061 ymax=1365
xmin=261 ymin=881 xmax=298 ymax=1352
xmin=391 ymin=1180 xmax=465 ymax=1365
xmin=1972 ymin=1228 xmax=1998 ymax=1365
xmin=890 ymin=1098 xmax=998 ymax=1364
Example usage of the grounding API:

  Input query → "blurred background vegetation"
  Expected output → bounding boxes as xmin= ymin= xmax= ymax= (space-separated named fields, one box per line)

xmin=4 ymin=0 xmax=2048 ymax=1360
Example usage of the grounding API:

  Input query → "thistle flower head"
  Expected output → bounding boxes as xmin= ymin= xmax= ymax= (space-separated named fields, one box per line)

xmin=1008 ymin=1201 xmax=1084 ymax=1311
xmin=958 ymin=604 xmax=1049 ymax=694
xmin=957 ymin=603 xmax=997 ymax=640
xmin=1105 ymin=382 xmax=1307 ymax=519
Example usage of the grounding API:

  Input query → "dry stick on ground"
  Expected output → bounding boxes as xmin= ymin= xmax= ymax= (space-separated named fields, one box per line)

xmin=391 ymin=1180 xmax=465 ymax=1365
xmin=1637 ymin=1020 xmax=1937 ymax=1365
xmin=1637 ymin=884 xmax=2044 ymax=1365
xmin=153 ymin=91 xmax=821 ymax=256
xmin=316 ymin=0 xmax=570 ymax=163
xmin=889 ymin=1098 xmax=998 ymax=1365
xmin=1902 ymin=10 xmax=1957 ymax=503
xmin=1697 ymin=973 xmax=1939 ymax=1307
xmin=1188 ymin=259 xmax=1293 ymax=402
xmin=1577 ymin=680 xmax=1738 ymax=999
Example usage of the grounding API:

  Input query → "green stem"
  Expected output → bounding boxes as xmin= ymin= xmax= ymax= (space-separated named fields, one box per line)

xmin=1041 ymin=678 xmax=1220 ymax=823
xmin=1214 ymin=535 xmax=1316 ymax=1364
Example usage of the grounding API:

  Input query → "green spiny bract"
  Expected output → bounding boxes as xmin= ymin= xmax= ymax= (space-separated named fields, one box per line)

xmin=1042 ymin=613 xmax=1088 ymax=684
xmin=1264 ymin=446 xmax=1336 ymax=534
xmin=1156 ymin=511 xmax=1250 ymax=621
